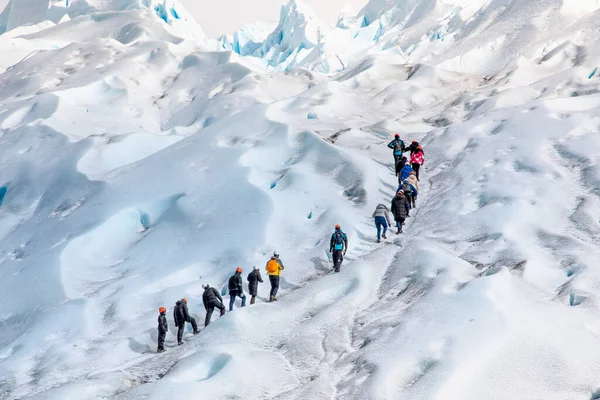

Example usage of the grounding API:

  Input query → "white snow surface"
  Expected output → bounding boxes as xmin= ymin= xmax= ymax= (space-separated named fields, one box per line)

xmin=1 ymin=0 xmax=600 ymax=399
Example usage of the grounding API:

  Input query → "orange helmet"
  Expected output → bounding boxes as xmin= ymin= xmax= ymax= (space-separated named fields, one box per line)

xmin=182 ymin=298 xmax=188 ymax=304
xmin=394 ymin=133 xmax=399 ymax=138
xmin=410 ymin=171 xmax=415 ymax=175
xmin=236 ymin=267 xmax=242 ymax=273
xmin=159 ymin=307 xmax=166 ymax=313
xmin=412 ymin=140 xmax=417 ymax=143
xmin=417 ymin=146 xmax=422 ymax=150
xmin=335 ymin=224 xmax=341 ymax=230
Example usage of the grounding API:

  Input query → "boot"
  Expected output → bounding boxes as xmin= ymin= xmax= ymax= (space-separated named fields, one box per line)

xmin=157 ymin=348 xmax=165 ymax=353
xmin=250 ymin=296 xmax=256 ymax=305
xmin=382 ymin=233 xmax=387 ymax=239
xmin=193 ymin=330 xmax=200 ymax=335
xmin=220 ymin=308 xmax=225 ymax=316
xmin=178 ymin=341 xmax=183 ymax=346
xmin=377 ymin=239 xmax=381 ymax=243
xmin=270 ymin=295 xmax=277 ymax=302
xmin=396 ymin=229 xmax=401 ymax=234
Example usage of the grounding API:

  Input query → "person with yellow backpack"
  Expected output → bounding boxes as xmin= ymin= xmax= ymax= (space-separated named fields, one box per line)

xmin=265 ymin=251 xmax=284 ymax=302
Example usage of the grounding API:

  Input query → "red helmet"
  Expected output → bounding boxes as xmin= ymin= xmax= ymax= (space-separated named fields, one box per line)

xmin=182 ymin=298 xmax=188 ymax=304
xmin=335 ymin=224 xmax=341 ymax=230
xmin=394 ymin=133 xmax=400 ymax=138
xmin=236 ymin=267 xmax=242 ymax=273
xmin=159 ymin=307 xmax=166 ymax=313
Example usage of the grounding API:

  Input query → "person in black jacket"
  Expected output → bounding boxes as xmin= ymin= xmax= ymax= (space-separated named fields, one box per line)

xmin=173 ymin=298 xmax=199 ymax=345
xmin=202 ymin=284 xmax=225 ymax=327
xmin=157 ymin=307 xmax=168 ymax=353
xmin=247 ymin=266 xmax=263 ymax=305
xmin=391 ymin=190 xmax=410 ymax=234
xmin=228 ymin=268 xmax=247 ymax=311
xmin=404 ymin=140 xmax=420 ymax=155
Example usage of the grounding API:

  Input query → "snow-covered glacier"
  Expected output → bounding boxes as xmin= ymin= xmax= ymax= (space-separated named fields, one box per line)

xmin=2 ymin=0 xmax=600 ymax=399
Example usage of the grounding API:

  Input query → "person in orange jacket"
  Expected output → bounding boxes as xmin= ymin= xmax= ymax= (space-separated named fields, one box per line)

xmin=265 ymin=251 xmax=284 ymax=302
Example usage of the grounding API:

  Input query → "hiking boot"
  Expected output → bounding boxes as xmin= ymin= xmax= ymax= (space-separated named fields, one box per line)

xmin=396 ymin=229 xmax=401 ymax=234
xmin=220 ymin=309 xmax=226 ymax=316
xmin=178 ymin=341 xmax=183 ymax=346
xmin=270 ymin=295 xmax=277 ymax=302
xmin=377 ymin=239 xmax=381 ymax=243
xmin=193 ymin=330 xmax=200 ymax=335
xmin=157 ymin=348 xmax=165 ymax=353
xmin=382 ymin=233 xmax=387 ymax=239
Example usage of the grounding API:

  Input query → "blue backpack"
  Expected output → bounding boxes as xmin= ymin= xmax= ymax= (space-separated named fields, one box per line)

xmin=333 ymin=232 xmax=344 ymax=250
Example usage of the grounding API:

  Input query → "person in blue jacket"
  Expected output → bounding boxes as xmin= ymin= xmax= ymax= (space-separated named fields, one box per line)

xmin=387 ymin=134 xmax=405 ymax=170
xmin=330 ymin=224 xmax=348 ymax=273
xmin=398 ymin=162 xmax=414 ymax=183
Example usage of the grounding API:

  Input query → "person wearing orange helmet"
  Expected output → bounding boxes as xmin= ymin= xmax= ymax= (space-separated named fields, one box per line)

xmin=173 ymin=298 xmax=199 ymax=345
xmin=228 ymin=267 xmax=246 ymax=311
xmin=157 ymin=306 xmax=168 ymax=353
xmin=330 ymin=224 xmax=348 ymax=272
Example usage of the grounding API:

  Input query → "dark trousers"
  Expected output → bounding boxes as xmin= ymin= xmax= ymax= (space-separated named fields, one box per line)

xmin=177 ymin=317 xmax=198 ymax=343
xmin=229 ymin=293 xmax=246 ymax=311
xmin=411 ymin=194 xmax=417 ymax=207
xmin=158 ymin=330 xmax=166 ymax=351
xmin=394 ymin=155 xmax=403 ymax=175
xmin=269 ymin=275 xmax=280 ymax=297
xmin=332 ymin=250 xmax=344 ymax=272
xmin=374 ymin=216 xmax=388 ymax=240
xmin=411 ymin=163 xmax=421 ymax=180
xmin=205 ymin=302 xmax=225 ymax=327
xmin=396 ymin=219 xmax=405 ymax=232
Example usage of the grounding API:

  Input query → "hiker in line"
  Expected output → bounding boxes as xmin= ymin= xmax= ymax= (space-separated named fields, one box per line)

xmin=266 ymin=252 xmax=284 ymax=302
xmin=330 ymin=224 xmax=348 ymax=272
xmin=391 ymin=190 xmax=410 ymax=234
xmin=173 ymin=298 xmax=199 ymax=345
xmin=407 ymin=171 xmax=419 ymax=192
xmin=372 ymin=204 xmax=392 ymax=243
xmin=404 ymin=140 xmax=420 ymax=155
xmin=247 ymin=266 xmax=263 ymax=305
xmin=387 ymin=133 xmax=405 ymax=170
xmin=228 ymin=268 xmax=247 ymax=311
xmin=410 ymin=145 xmax=424 ymax=180
xmin=202 ymin=284 xmax=225 ymax=327
xmin=398 ymin=161 xmax=414 ymax=183
xmin=400 ymin=179 xmax=418 ymax=212
xmin=395 ymin=155 xmax=408 ymax=176
xmin=157 ymin=307 xmax=168 ymax=353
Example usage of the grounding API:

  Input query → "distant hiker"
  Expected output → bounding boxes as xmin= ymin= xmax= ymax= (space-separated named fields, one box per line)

xmin=247 ymin=266 xmax=263 ymax=305
xmin=330 ymin=224 xmax=348 ymax=272
xmin=405 ymin=140 xmax=420 ymax=155
xmin=228 ymin=268 xmax=247 ymax=311
xmin=391 ymin=190 xmax=410 ymax=234
xmin=157 ymin=307 xmax=168 ymax=353
xmin=202 ymin=284 xmax=225 ymax=327
xmin=173 ymin=298 xmax=199 ymax=345
xmin=401 ymin=179 xmax=418 ymax=210
xmin=387 ymin=134 xmax=405 ymax=168
xmin=410 ymin=145 xmax=425 ymax=180
xmin=266 ymin=252 xmax=284 ymax=302
xmin=398 ymin=161 xmax=414 ymax=183
xmin=372 ymin=204 xmax=392 ymax=243
xmin=407 ymin=171 xmax=419 ymax=191
xmin=395 ymin=155 xmax=408 ymax=176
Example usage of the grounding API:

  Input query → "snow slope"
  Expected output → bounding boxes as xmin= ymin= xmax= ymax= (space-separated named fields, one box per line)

xmin=1 ymin=0 xmax=600 ymax=399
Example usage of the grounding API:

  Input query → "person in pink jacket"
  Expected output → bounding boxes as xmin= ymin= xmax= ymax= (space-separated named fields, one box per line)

xmin=410 ymin=146 xmax=424 ymax=180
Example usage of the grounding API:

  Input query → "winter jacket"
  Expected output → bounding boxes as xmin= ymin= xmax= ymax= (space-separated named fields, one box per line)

xmin=228 ymin=272 xmax=244 ymax=295
xmin=158 ymin=313 xmax=168 ymax=333
xmin=173 ymin=300 xmax=191 ymax=326
xmin=247 ymin=269 xmax=263 ymax=296
xmin=202 ymin=286 xmax=223 ymax=309
xmin=266 ymin=257 xmax=284 ymax=276
xmin=410 ymin=150 xmax=424 ymax=165
xmin=407 ymin=174 xmax=419 ymax=190
xmin=372 ymin=204 xmax=392 ymax=225
xmin=399 ymin=164 xmax=414 ymax=182
xmin=387 ymin=139 xmax=405 ymax=155
xmin=400 ymin=181 xmax=418 ymax=197
xmin=405 ymin=142 xmax=420 ymax=155
xmin=395 ymin=156 xmax=408 ymax=176
xmin=391 ymin=194 xmax=410 ymax=220
xmin=330 ymin=230 xmax=348 ymax=252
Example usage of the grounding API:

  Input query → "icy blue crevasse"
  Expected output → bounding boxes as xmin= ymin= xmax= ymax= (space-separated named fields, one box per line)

xmin=307 ymin=211 xmax=312 ymax=219
xmin=154 ymin=5 xmax=168 ymax=23
xmin=170 ymin=6 xmax=179 ymax=19
xmin=589 ymin=67 xmax=598 ymax=79
xmin=307 ymin=112 xmax=318 ymax=119
xmin=0 ymin=186 xmax=6 ymax=207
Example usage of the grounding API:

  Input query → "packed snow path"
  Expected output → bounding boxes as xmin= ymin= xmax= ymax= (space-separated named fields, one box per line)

xmin=2 ymin=0 xmax=600 ymax=399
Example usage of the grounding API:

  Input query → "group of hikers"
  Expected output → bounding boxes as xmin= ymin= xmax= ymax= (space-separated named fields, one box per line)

xmin=371 ymin=135 xmax=424 ymax=242
xmin=156 ymin=252 xmax=285 ymax=352
xmin=155 ymin=133 xmax=421 ymax=352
